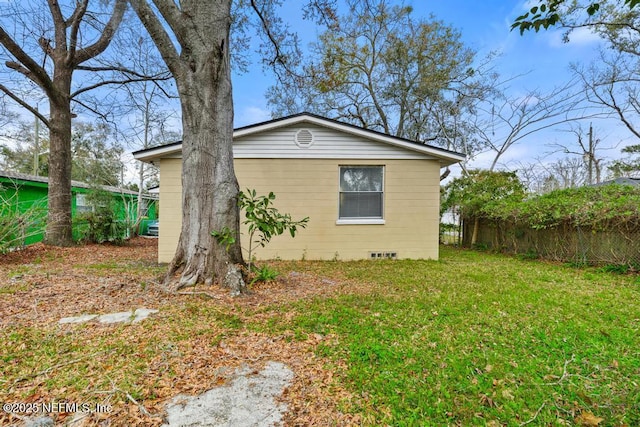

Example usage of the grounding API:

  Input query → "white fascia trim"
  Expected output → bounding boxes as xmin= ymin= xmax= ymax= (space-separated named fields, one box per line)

xmin=133 ymin=145 xmax=182 ymax=163
xmin=336 ymin=218 xmax=386 ymax=225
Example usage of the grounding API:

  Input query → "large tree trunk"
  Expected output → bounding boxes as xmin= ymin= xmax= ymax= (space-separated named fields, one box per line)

xmin=43 ymin=72 xmax=74 ymax=246
xmin=164 ymin=1 xmax=245 ymax=293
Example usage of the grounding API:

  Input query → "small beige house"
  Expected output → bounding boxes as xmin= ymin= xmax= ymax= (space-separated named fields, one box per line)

xmin=133 ymin=113 xmax=464 ymax=263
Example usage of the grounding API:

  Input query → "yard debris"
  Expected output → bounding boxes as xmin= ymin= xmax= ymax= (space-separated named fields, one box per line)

xmin=574 ymin=411 xmax=604 ymax=426
xmin=0 ymin=238 xmax=362 ymax=426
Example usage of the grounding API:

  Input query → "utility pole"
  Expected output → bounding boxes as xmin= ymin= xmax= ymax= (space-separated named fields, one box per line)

xmin=33 ymin=105 xmax=40 ymax=176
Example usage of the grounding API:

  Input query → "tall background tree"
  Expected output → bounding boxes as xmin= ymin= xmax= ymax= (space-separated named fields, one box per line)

xmin=267 ymin=0 xmax=489 ymax=176
xmin=0 ymin=0 xmax=127 ymax=245
xmin=0 ymin=120 xmax=123 ymax=186
xmin=472 ymin=77 xmax=599 ymax=171
xmin=116 ymin=28 xmax=178 ymax=232
xmin=514 ymin=0 xmax=640 ymax=179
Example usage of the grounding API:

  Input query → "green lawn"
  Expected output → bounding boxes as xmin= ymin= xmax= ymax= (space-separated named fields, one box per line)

xmin=1 ymin=245 xmax=638 ymax=426
xmin=263 ymin=247 xmax=640 ymax=426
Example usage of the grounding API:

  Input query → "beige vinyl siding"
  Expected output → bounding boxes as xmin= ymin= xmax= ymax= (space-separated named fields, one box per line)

xmin=157 ymin=157 xmax=441 ymax=262
xmin=158 ymin=158 xmax=182 ymax=263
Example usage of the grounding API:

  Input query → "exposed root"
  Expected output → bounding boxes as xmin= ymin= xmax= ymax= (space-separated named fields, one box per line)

xmin=223 ymin=263 xmax=246 ymax=296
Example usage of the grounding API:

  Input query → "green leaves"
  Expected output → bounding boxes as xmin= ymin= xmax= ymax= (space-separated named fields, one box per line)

xmin=211 ymin=189 xmax=310 ymax=273
xmin=211 ymin=226 xmax=236 ymax=252
xmin=444 ymin=170 xmax=640 ymax=231
xmin=443 ymin=170 xmax=527 ymax=219
xmin=587 ymin=3 xmax=601 ymax=14
xmin=511 ymin=0 xmax=563 ymax=34
xmin=238 ymin=189 xmax=309 ymax=250
xmin=626 ymin=0 xmax=640 ymax=8
xmin=513 ymin=0 xmax=639 ymax=34
xmin=459 ymin=182 xmax=640 ymax=230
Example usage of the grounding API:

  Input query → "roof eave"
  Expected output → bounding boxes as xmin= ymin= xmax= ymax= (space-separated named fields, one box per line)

xmin=132 ymin=113 xmax=466 ymax=166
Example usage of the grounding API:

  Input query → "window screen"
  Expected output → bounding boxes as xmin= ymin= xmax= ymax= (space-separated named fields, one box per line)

xmin=76 ymin=193 xmax=92 ymax=213
xmin=339 ymin=166 xmax=383 ymax=218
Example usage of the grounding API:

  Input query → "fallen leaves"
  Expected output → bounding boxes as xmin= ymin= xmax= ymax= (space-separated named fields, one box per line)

xmin=0 ymin=238 xmax=362 ymax=426
xmin=575 ymin=411 xmax=604 ymax=426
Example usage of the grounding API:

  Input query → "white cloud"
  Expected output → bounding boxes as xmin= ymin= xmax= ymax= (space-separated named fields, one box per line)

xmin=546 ymin=26 xmax=602 ymax=48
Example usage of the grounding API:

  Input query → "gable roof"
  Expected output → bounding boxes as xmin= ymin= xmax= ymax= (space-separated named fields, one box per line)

xmin=132 ymin=112 xmax=465 ymax=167
xmin=0 ymin=170 xmax=157 ymax=199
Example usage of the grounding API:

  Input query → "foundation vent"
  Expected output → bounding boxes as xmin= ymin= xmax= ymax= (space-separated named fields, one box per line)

xmin=369 ymin=251 xmax=397 ymax=260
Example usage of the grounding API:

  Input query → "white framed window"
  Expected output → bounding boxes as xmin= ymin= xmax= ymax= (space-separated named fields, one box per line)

xmin=338 ymin=165 xmax=384 ymax=224
xmin=139 ymin=198 xmax=149 ymax=217
xmin=76 ymin=193 xmax=92 ymax=213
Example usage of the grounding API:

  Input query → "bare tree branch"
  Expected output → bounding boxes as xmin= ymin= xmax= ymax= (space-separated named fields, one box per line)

xmin=0 ymin=84 xmax=50 ymax=128
xmin=71 ymin=75 xmax=171 ymax=98
xmin=152 ymin=0 xmax=192 ymax=48
xmin=67 ymin=0 xmax=89 ymax=64
xmin=71 ymin=97 xmax=112 ymax=123
xmin=72 ymin=0 xmax=127 ymax=65
xmin=0 ymin=27 xmax=53 ymax=93
xmin=47 ymin=0 xmax=68 ymax=50
xmin=129 ymin=0 xmax=182 ymax=75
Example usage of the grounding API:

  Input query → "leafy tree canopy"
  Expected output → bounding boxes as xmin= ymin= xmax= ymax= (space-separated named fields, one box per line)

xmin=267 ymin=0 xmax=488 ymax=154
xmin=0 ymin=121 xmax=123 ymax=186
xmin=609 ymin=144 xmax=640 ymax=177
xmin=512 ymin=0 xmax=639 ymax=34
xmin=442 ymin=170 xmax=527 ymax=219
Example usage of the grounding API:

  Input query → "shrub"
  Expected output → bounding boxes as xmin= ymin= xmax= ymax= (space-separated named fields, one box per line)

xmin=212 ymin=188 xmax=310 ymax=278
xmin=76 ymin=190 xmax=127 ymax=244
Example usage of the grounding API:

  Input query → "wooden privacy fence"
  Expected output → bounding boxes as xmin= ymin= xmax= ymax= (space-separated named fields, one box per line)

xmin=462 ymin=217 xmax=640 ymax=266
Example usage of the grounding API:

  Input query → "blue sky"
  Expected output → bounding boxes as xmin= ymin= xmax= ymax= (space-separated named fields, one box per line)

xmin=233 ymin=0 xmax=602 ymax=125
xmin=231 ymin=1 xmax=632 ymax=170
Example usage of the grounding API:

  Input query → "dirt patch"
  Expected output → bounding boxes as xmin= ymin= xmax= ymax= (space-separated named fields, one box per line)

xmin=163 ymin=361 xmax=293 ymax=426
xmin=0 ymin=238 xmax=362 ymax=426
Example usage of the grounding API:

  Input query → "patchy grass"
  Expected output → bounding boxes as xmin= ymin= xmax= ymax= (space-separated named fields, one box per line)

xmin=263 ymin=248 xmax=640 ymax=426
xmin=0 ymin=242 xmax=638 ymax=426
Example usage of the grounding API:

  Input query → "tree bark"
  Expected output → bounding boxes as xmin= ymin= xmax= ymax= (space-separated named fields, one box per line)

xmin=1 ymin=0 xmax=126 ymax=246
xmin=471 ymin=216 xmax=480 ymax=246
xmin=43 ymin=68 xmax=74 ymax=245
xmin=137 ymin=1 xmax=245 ymax=292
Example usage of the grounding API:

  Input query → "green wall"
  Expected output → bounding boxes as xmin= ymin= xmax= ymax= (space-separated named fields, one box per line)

xmin=0 ymin=176 xmax=157 ymax=249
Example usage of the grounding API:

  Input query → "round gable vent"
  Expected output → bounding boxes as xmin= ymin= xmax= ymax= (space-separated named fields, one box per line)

xmin=294 ymin=129 xmax=314 ymax=148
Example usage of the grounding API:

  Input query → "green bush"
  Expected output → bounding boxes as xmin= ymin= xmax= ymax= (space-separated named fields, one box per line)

xmin=75 ymin=190 xmax=127 ymax=244
xmin=446 ymin=172 xmax=640 ymax=232
xmin=493 ymin=184 xmax=640 ymax=230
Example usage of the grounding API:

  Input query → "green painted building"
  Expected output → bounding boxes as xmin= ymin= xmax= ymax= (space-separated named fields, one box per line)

xmin=0 ymin=170 xmax=158 ymax=249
